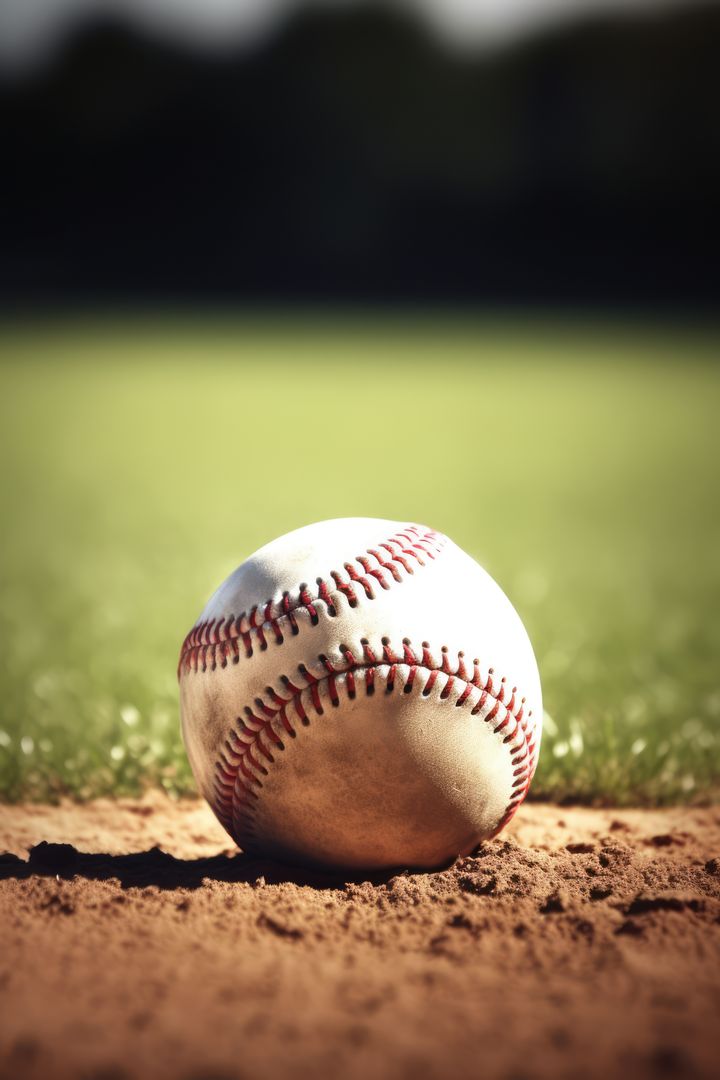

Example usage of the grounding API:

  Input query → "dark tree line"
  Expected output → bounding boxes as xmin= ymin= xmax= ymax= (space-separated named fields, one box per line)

xmin=1 ymin=2 xmax=718 ymax=308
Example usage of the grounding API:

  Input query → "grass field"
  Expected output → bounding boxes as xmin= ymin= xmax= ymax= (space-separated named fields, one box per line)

xmin=0 ymin=316 xmax=718 ymax=805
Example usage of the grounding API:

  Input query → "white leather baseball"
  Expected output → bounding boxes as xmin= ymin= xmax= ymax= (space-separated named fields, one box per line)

xmin=179 ymin=518 xmax=542 ymax=870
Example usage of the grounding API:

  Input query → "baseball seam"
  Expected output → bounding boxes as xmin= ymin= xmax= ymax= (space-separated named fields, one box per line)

xmin=212 ymin=640 xmax=537 ymax=853
xmin=178 ymin=524 xmax=446 ymax=677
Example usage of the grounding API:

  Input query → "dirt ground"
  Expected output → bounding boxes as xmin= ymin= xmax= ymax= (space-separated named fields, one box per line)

xmin=1 ymin=797 xmax=719 ymax=1080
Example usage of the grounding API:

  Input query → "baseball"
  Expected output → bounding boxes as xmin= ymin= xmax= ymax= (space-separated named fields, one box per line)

xmin=179 ymin=518 xmax=542 ymax=870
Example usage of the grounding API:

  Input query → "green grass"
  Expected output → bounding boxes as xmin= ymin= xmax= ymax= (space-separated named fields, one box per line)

xmin=0 ymin=316 xmax=718 ymax=805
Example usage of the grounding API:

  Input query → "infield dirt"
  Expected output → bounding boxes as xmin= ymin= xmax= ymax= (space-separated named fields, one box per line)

xmin=1 ymin=797 xmax=719 ymax=1080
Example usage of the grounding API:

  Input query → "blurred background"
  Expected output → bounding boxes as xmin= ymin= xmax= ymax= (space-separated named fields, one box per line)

xmin=1 ymin=0 xmax=719 ymax=306
xmin=0 ymin=0 xmax=718 ymax=806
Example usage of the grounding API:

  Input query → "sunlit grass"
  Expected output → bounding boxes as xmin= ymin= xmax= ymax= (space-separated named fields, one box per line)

xmin=0 ymin=315 xmax=718 ymax=804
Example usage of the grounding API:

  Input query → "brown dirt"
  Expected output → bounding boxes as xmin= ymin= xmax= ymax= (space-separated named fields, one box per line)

xmin=1 ymin=797 xmax=719 ymax=1080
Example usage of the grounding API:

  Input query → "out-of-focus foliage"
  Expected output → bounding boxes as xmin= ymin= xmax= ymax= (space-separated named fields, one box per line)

xmin=1 ymin=5 xmax=717 ymax=310
xmin=0 ymin=317 xmax=718 ymax=804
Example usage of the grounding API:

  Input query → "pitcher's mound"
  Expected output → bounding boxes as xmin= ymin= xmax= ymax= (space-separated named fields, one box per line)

xmin=1 ymin=797 xmax=719 ymax=1080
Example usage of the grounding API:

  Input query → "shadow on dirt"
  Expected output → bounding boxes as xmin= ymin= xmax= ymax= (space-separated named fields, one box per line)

xmin=0 ymin=841 xmax=401 ymax=891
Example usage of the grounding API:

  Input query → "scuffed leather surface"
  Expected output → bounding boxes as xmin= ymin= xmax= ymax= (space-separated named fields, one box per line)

xmin=179 ymin=518 xmax=542 ymax=869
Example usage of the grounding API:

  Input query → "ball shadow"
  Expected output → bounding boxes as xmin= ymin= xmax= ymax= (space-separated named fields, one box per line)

xmin=0 ymin=841 xmax=401 ymax=891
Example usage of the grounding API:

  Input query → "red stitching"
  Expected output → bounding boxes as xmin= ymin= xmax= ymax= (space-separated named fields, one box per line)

xmin=208 ymin=642 xmax=538 ymax=853
xmin=178 ymin=525 xmax=446 ymax=677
